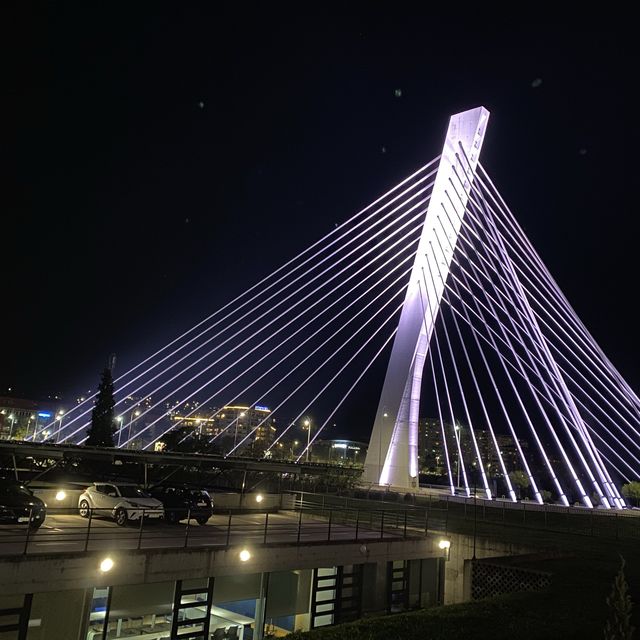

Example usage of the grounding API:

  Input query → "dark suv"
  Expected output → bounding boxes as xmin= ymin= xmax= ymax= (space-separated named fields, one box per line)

xmin=0 ymin=480 xmax=46 ymax=529
xmin=149 ymin=485 xmax=213 ymax=525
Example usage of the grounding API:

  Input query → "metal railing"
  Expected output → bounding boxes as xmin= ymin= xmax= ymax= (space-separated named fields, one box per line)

xmin=294 ymin=489 xmax=640 ymax=543
xmin=0 ymin=498 xmax=420 ymax=557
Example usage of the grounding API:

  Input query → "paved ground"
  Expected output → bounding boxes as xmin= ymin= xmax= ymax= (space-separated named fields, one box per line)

xmin=0 ymin=510 xmax=405 ymax=556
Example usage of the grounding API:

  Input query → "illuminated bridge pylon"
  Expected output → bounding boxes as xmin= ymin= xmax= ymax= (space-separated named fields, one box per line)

xmin=363 ymin=107 xmax=489 ymax=490
xmin=363 ymin=107 xmax=637 ymax=510
xmin=44 ymin=107 xmax=638 ymax=509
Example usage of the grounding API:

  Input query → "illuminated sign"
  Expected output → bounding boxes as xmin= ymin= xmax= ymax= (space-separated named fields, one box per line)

xmin=255 ymin=405 xmax=271 ymax=412
xmin=332 ymin=443 xmax=347 ymax=449
xmin=37 ymin=412 xmax=52 ymax=418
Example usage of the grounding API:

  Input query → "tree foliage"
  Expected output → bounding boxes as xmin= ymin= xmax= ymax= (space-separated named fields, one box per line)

xmin=604 ymin=556 xmax=635 ymax=640
xmin=85 ymin=367 xmax=116 ymax=447
xmin=509 ymin=469 xmax=530 ymax=489
xmin=621 ymin=482 xmax=640 ymax=507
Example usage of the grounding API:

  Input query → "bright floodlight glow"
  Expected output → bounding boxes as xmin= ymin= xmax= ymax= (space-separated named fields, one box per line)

xmin=438 ymin=540 xmax=451 ymax=550
xmin=100 ymin=557 xmax=114 ymax=572
xmin=239 ymin=549 xmax=251 ymax=562
xmin=55 ymin=490 xmax=66 ymax=501
xmin=255 ymin=494 xmax=263 ymax=503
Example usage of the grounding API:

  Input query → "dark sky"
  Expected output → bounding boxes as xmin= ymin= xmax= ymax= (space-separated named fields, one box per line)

xmin=4 ymin=8 xmax=638 ymax=435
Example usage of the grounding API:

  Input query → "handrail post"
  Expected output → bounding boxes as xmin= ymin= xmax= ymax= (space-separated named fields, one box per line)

xmin=263 ymin=513 xmax=269 ymax=544
xmin=355 ymin=510 xmax=360 ymax=541
xmin=226 ymin=510 xmax=232 ymax=547
xmin=296 ymin=509 xmax=303 ymax=543
xmin=183 ymin=508 xmax=191 ymax=548
xmin=327 ymin=510 xmax=332 ymax=542
xmin=380 ymin=510 xmax=385 ymax=540
xmin=23 ymin=508 xmax=33 ymax=555
xmin=424 ymin=508 xmax=429 ymax=536
xmin=403 ymin=510 xmax=408 ymax=538
xmin=137 ymin=509 xmax=145 ymax=550
xmin=84 ymin=508 xmax=93 ymax=552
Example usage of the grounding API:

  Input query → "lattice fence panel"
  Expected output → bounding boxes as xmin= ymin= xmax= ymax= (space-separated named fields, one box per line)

xmin=470 ymin=561 xmax=551 ymax=600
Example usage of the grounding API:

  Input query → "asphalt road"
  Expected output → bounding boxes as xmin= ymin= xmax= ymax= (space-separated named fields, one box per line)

xmin=0 ymin=510 xmax=406 ymax=556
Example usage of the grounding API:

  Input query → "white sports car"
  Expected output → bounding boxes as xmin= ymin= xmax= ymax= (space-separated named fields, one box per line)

xmin=78 ymin=482 xmax=164 ymax=526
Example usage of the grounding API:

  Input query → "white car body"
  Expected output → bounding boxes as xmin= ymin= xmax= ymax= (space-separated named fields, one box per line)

xmin=78 ymin=483 xmax=164 ymax=524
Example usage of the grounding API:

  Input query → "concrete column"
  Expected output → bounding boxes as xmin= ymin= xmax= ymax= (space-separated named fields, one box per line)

xmin=253 ymin=572 xmax=269 ymax=640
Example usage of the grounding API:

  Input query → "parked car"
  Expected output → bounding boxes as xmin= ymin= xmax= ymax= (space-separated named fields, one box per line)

xmin=78 ymin=482 xmax=164 ymax=526
xmin=0 ymin=479 xmax=46 ymax=529
xmin=149 ymin=485 xmax=213 ymax=525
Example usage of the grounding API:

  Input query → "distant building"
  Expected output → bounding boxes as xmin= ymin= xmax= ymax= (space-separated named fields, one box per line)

xmin=168 ymin=404 xmax=276 ymax=452
xmin=418 ymin=417 xmax=529 ymax=479
xmin=0 ymin=397 xmax=61 ymax=441
xmin=310 ymin=439 xmax=368 ymax=466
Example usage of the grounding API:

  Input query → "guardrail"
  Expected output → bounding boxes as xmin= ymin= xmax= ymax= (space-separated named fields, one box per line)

xmin=0 ymin=498 xmax=419 ymax=556
xmin=292 ymin=490 xmax=640 ymax=542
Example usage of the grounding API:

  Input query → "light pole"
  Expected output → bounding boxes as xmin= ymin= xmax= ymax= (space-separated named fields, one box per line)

xmin=235 ymin=411 xmax=246 ymax=449
xmin=8 ymin=414 xmax=16 ymax=440
xmin=126 ymin=409 xmax=141 ymax=448
xmin=55 ymin=410 xmax=64 ymax=444
xmin=454 ymin=424 xmax=461 ymax=489
xmin=379 ymin=412 xmax=388 ymax=482
xmin=116 ymin=416 xmax=124 ymax=446
xmin=30 ymin=414 xmax=37 ymax=441
xmin=303 ymin=418 xmax=312 ymax=462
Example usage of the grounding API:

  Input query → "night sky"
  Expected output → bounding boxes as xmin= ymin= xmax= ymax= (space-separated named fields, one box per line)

xmin=5 ymin=8 xmax=637 ymax=439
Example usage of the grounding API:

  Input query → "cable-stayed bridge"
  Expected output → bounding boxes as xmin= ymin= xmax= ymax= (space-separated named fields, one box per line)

xmin=38 ymin=107 xmax=639 ymax=510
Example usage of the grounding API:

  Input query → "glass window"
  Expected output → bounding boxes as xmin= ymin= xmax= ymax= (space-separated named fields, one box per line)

xmin=117 ymin=486 xmax=150 ymax=499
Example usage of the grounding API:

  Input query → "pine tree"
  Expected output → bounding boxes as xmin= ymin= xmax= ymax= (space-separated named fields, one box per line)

xmin=86 ymin=367 xmax=116 ymax=447
xmin=604 ymin=556 xmax=635 ymax=640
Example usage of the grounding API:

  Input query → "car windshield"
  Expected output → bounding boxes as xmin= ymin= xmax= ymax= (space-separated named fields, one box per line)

xmin=118 ymin=486 xmax=150 ymax=499
xmin=1 ymin=484 xmax=32 ymax=497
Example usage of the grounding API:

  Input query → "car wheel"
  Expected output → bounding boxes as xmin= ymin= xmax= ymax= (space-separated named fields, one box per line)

xmin=196 ymin=516 xmax=209 ymax=526
xmin=79 ymin=500 xmax=90 ymax=518
xmin=114 ymin=507 xmax=128 ymax=527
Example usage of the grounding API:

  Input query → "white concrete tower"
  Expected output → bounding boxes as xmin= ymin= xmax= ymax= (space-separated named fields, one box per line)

xmin=363 ymin=107 xmax=490 ymax=488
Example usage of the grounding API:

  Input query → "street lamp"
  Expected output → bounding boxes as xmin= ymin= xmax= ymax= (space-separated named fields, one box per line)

xmin=55 ymin=410 xmax=64 ymax=444
xmin=235 ymin=411 xmax=246 ymax=449
xmin=116 ymin=416 xmax=124 ymax=446
xmin=126 ymin=409 xmax=141 ymax=448
xmin=454 ymin=424 xmax=462 ymax=489
xmin=8 ymin=414 xmax=16 ymax=439
xmin=379 ymin=411 xmax=388 ymax=482
xmin=303 ymin=418 xmax=312 ymax=462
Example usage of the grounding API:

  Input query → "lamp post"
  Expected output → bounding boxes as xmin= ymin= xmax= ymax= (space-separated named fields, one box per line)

xmin=126 ymin=409 xmax=141 ymax=448
xmin=116 ymin=416 xmax=124 ymax=446
xmin=379 ymin=412 xmax=388 ymax=483
xmin=454 ymin=424 xmax=461 ymax=489
xmin=303 ymin=418 xmax=312 ymax=462
xmin=30 ymin=414 xmax=37 ymax=442
xmin=8 ymin=414 xmax=16 ymax=440
xmin=55 ymin=410 xmax=64 ymax=444
xmin=235 ymin=411 xmax=246 ymax=449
